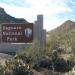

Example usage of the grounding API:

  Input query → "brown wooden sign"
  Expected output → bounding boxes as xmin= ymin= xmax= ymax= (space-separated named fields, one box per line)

xmin=1 ymin=23 xmax=33 ymax=43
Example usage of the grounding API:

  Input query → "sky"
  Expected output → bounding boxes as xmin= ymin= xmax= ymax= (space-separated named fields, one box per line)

xmin=0 ymin=0 xmax=75 ymax=31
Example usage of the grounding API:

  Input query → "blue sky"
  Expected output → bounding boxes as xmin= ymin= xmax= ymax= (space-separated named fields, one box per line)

xmin=0 ymin=0 xmax=75 ymax=31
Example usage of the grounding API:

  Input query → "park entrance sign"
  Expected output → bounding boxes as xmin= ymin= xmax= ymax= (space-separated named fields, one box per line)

xmin=1 ymin=23 xmax=33 ymax=43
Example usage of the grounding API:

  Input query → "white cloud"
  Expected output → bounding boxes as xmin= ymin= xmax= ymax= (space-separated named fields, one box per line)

xmin=0 ymin=0 xmax=73 ymax=31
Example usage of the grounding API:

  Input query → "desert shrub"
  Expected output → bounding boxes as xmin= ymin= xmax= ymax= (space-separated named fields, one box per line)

xmin=3 ymin=58 xmax=33 ymax=75
xmin=16 ymin=40 xmax=46 ymax=66
xmin=12 ymin=59 xmax=33 ymax=75
xmin=33 ymin=56 xmax=52 ymax=71
xmin=0 ymin=65 xmax=4 ymax=75
xmin=33 ymin=56 xmax=74 ymax=73
xmin=53 ymin=58 xmax=74 ymax=73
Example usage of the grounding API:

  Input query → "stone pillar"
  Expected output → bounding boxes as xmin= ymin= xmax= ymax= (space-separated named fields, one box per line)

xmin=34 ymin=15 xmax=46 ymax=47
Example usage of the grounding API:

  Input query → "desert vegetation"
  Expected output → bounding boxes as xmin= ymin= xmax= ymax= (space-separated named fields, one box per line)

xmin=0 ymin=37 xmax=74 ymax=75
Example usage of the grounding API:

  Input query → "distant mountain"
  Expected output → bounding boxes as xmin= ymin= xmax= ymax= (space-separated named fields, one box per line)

xmin=0 ymin=7 xmax=28 ymax=24
xmin=49 ymin=20 xmax=75 ymax=34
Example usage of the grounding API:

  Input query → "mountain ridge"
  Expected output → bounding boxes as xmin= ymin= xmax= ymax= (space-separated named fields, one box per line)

xmin=49 ymin=20 xmax=75 ymax=34
xmin=0 ymin=7 xmax=28 ymax=24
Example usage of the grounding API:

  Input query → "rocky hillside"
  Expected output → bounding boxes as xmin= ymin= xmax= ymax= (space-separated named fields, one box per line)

xmin=47 ymin=19 xmax=75 ymax=57
xmin=49 ymin=20 xmax=75 ymax=34
xmin=0 ymin=7 xmax=28 ymax=23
